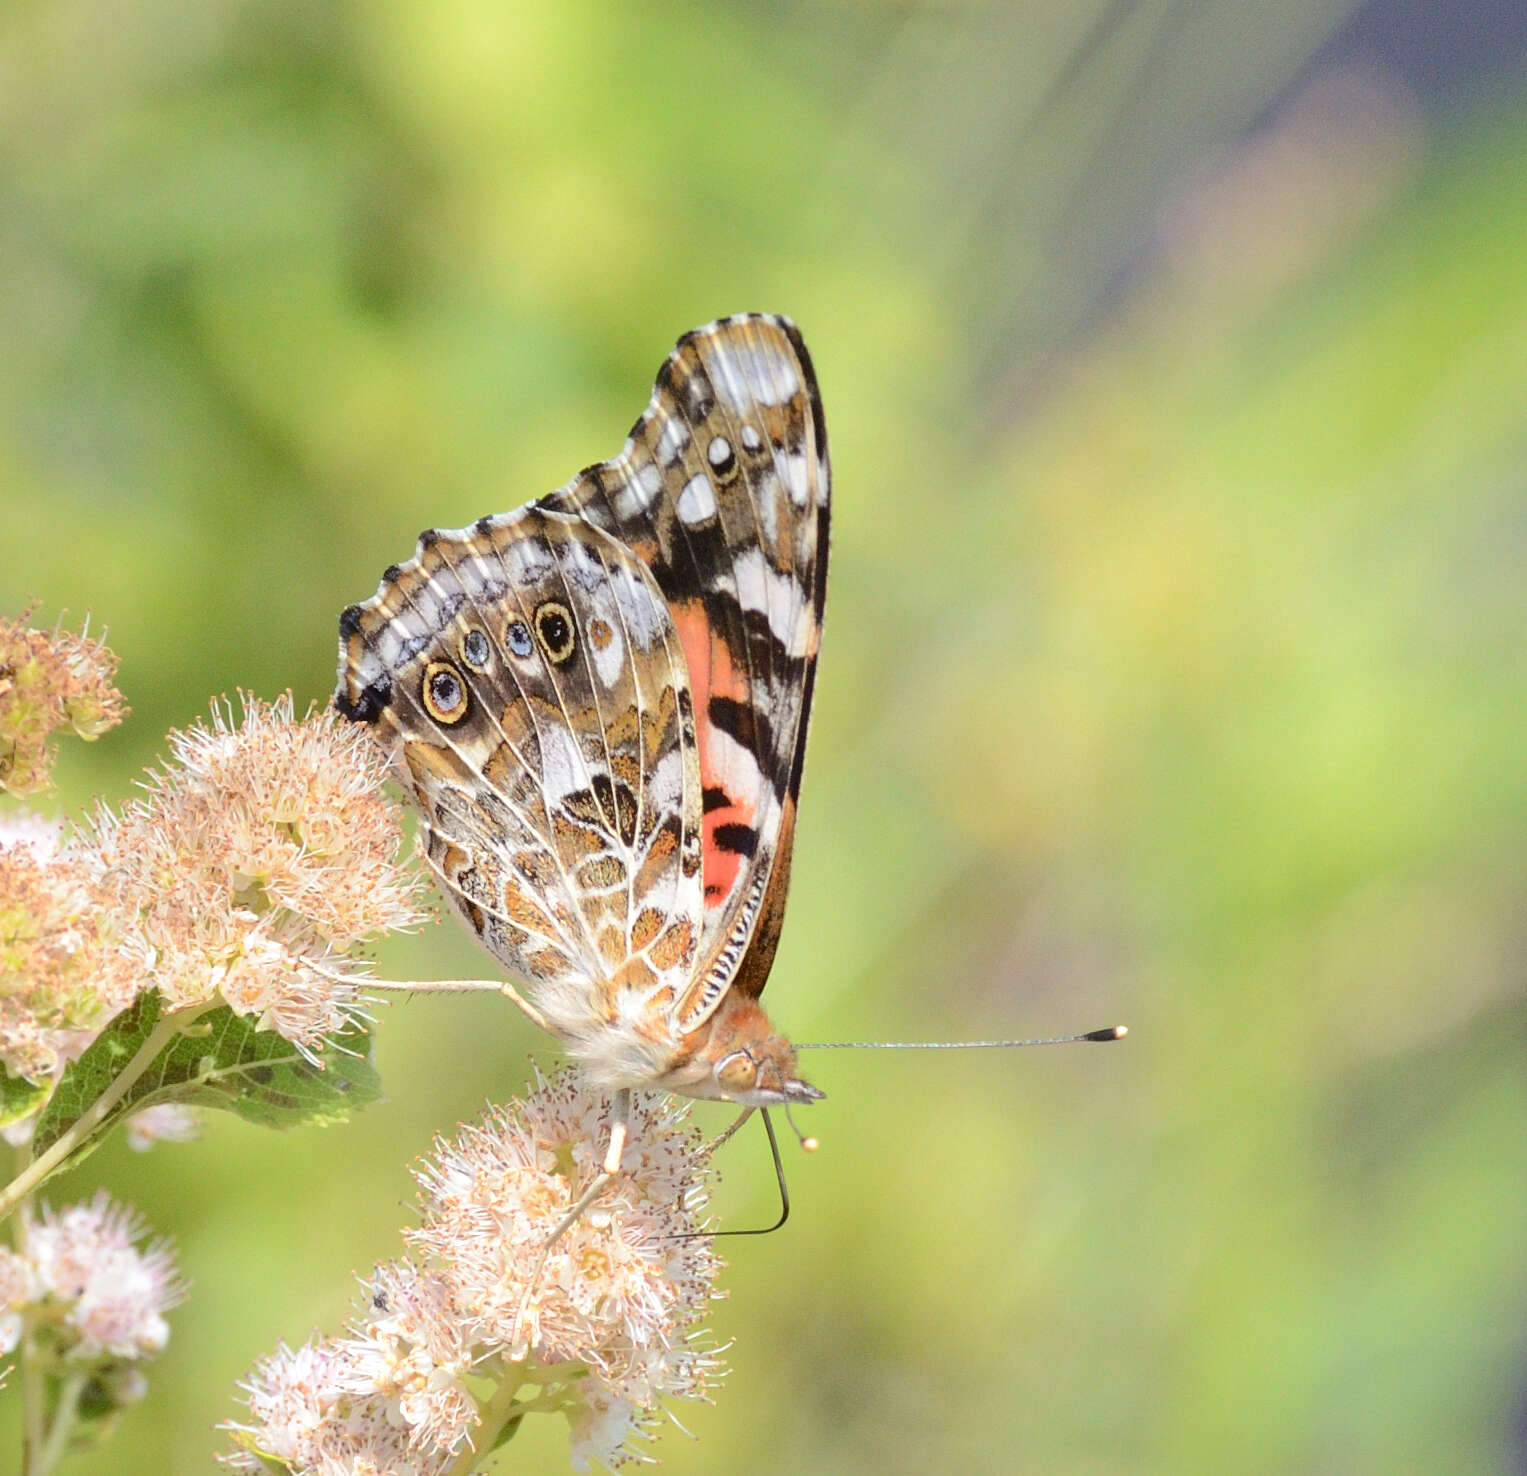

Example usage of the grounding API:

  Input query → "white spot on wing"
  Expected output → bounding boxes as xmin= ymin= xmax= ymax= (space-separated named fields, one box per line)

xmin=754 ymin=472 xmax=782 ymax=548
xmin=712 ymin=346 xmax=800 ymax=410
xmin=352 ymin=649 xmax=386 ymax=689
xmin=781 ymin=452 xmax=811 ymax=508
xmin=655 ymin=415 xmax=690 ymax=467
xmin=704 ymin=723 xmax=762 ymax=799
xmin=538 ymin=724 xmax=587 ymax=800
xmin=589 ymin=608 xmax=626 ymax=687
xmin=606 ymin=564 xmax=669 ymax=650
xmin=732 ymin=548 xmax=810 ymax=656
xmin=676 ymin=474 xmax=718 ymax=526
xmin=707 ymin=436 xmax=732 ymax=468
xmin=647 ymin=748 xmax=684 ymax=810
xmin=611 ymin=459 xmax=663 ymax=521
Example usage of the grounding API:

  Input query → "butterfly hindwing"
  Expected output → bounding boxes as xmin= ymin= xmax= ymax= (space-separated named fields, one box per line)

xmin=336 ymin=508 xmax=705 ymax=1052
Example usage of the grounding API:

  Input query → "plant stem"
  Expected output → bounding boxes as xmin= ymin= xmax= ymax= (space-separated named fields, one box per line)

xmin=34 ymin=1370 xmax=86 ymax=1476
xmin=0 ymin=1002 xmax=214 ymax=1225
xmin=443 ymin=1361 xmax=530 ymax=1476
xmin=18 ymin=1319 xmax=43 ymax=1476
xmin=13 ymin=1145 xmax=45 ymax=1476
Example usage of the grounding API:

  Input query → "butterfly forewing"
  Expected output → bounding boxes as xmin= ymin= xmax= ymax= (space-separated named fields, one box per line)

xmin=539 ymin=314 xmax=830 ymax=1030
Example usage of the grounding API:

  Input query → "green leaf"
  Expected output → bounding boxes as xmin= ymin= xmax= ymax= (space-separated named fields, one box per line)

xmin=33 ymin=992 xmax=382 ymax=1161
xmin=221 ymin=1428 xmax=295 ymax=1475
xmin=489 ymin=1413 xmax=525 ymax=1452
xmin=0 ymin=1065 xmax=48 ymax=1127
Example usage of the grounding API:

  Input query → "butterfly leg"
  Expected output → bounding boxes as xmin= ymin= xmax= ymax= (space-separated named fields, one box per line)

xmin=498 ymin=980 xmax=552 ymax=1033
xmin=547 ymin=1088 xmax=630 ymax=1241
xmin=510 ymin=1088 xmax=631 ymax=1360
xmin=707 ymin=1105 xmax=755 ymax=1153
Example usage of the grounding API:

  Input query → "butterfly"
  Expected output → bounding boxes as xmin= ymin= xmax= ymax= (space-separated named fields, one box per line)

xmin=333 ymin=315 xmax=829 ymax=1170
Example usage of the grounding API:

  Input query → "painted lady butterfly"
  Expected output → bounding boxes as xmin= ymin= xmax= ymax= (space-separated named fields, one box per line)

xmin=334 ymin=315 xmax=829 ymax=1149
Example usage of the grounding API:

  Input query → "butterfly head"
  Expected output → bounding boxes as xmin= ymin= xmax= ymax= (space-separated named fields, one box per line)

xmin=663 ymin=992 xmax=823 ymax=1109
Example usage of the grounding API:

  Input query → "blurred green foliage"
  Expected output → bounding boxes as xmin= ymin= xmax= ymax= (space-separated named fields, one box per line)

xmin=2 ymin=2 xmax=1525 ymax=1472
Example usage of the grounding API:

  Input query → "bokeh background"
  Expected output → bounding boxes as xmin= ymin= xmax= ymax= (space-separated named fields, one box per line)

xmin=3 ymin=1 xmax=1526 ymax=1472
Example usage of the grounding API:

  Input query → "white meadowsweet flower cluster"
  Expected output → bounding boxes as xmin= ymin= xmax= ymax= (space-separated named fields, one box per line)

xmin=225 ymin=1266 xmax=477 ymax=1476
xmin=223 ymin=1068 xmax=725 ymax=1474
xmin=0 ymin=811 xmax=139 ymax=1083
xmin=0 ymin=1192 xmax=183 ymax=1367
xmin=0 ymin=611 xmax=126 ymax=797
xmin=87 ymin=693 xmax=430 ymax=1052
xmin=1 ymin=672 xmax=427 ymax=1101
xmin=0 ymin=1244 xmax=29 ymax=1355
xmin=409 ymin=1070 xmax=725 ymax=1464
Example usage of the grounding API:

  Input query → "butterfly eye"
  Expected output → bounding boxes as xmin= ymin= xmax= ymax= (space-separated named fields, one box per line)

xmin=535 ymin=601 xmax=576 ymax=664
xmin=505 ymin=619 xmax=534 ymax=658
xmin=461 ymin=629 xmax=491 ymax=669
xmin=716 ymin=1052 xmax=758 ymax=1096
xmin=422 ymin=661 xmax=469 ymax=724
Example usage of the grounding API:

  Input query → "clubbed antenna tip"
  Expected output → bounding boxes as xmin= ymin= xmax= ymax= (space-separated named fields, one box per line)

xmin=796 ymin=1024 xmax=1130 ymax=1051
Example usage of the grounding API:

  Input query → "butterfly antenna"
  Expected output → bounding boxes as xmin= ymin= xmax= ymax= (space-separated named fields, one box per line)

xmin=796 ymin=1025 xmax=1127 ymax=1050
xmin=782 ymin=1102 xmax=819 ymax=1154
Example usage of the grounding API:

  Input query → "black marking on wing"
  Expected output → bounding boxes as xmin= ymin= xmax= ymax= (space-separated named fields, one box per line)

xmin=713 ymin=822 xmax=758 ymax=857
xmin=780 ymin=317 xmax=830 ymax=466
xmin=708 ymin=694 xmax=775 ymax=766
xmin=334 ymin=679 xmax=391 ymax=725
xmin=721 ymin=597 xmax=808 ymax=697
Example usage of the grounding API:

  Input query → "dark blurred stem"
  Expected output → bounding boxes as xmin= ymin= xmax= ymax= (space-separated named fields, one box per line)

xmin=35 ymin=1370 xmax=85 ymax=1476
xmin=18 ymin=1318 xmax=45 ymax=1476
xmin=12 ymin=1144 xmax=45 ymax=1476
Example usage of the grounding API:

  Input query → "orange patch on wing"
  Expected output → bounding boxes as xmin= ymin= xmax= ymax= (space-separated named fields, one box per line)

xmin=701 ymin=804 xmax=752 ymax=909
xmin=671 ymin=600 xmax=758 ymax=912
xmin=630 ymin=907 xmax=664 ymax=950
xmin=650 ymin=919 xmax=695 ymax=971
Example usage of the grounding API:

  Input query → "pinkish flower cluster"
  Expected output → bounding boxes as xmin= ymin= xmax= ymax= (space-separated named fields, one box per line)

xmin=223 ymin=1069 xmax=726 ymax=1474
xmin=0 ymin=812 xmax=139 ymax=1083
xmin=409 ymin=1070 xmax=725 ymax=1446
xmin=0 ymin=1192 xmax=183 ymax=1367
xmin=87 ymin=693 xmax=430 ymax=1050
xmin=0 ymin=612 xmax=126 ymax=796
xmin=2 ymin=686 xmax=427 ymax=1131
xmin=225 ymin=1265 xmax=478 ymax=1476
xmin=124 ymin=1103 xmax=201 ymax=1152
